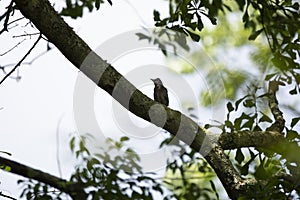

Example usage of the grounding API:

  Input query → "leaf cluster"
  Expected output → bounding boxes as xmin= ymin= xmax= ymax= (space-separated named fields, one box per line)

xmin=60 ymin=0 xmax=112 ymax=18
xmin=18 ymin=135 xmax=170 ymax=199
xmin=18 ymin=179 xmax=65 ymax=200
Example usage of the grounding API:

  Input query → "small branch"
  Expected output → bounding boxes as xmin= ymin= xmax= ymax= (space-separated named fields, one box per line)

xmin=0 ymin=34 xmax=42 ymax=85
xmin=267 ymin=81 xmax=285 ymax=132
xmin=6 ymin=17 xmax=24 ymax=26
xmin=0 ymin=1 xmax=14 ymax=35
xmin=0 ymin=192 xmax=16 ymax=200
xmin=0 ymin=39 xmax=26 ymax=56
xmin=218 ymin=131 xmax=284 ymax=150
xmin=13 ymin=32 xmax=40 ymax=38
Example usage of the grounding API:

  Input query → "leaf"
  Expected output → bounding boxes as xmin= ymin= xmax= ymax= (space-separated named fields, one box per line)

xmin=235 ymin=148 xmax=245 ymax=164
xmin=185 ymin=29 xmax=200 ymax=42
xmin=271 ymin=53 xmax=287 ymax=70
xmin=289 ymin=86 xmax=298 ymax=95
xmin=135 ymin=33 xmax=151 ymax=42
xmin=248 ymin=28 xmax=263 ymax=40
xmin=236 ymin=0 xmax=246 ymax=11
xmin=265 ymin=73 xmax=277 ymax=81
xmin=107 ymin=0 xmax=112 ymax=6
xmin=209 ymin=17 xmax=217 ymax=25
xmin=120 ymin=136 xmax=129 ymax=142
xmin=243 ymin=99 xmax=254 ymax=108
xmin=95 ymin=0 xmax=101 ymax=9
xmin=255 ymin=163 xmax=268 ymax=179
xmin=240 ymin=162 xmax=249 ymax=175
xmin=70 ymin=137 xmax=75 ymax=152
xmin=227 ymin=102 xmax=234 ymax=112
xmin=235 ymin=95 xmax=248 ymax=111
xmin=286 ymin=130 xmax=299 ymax=140
xmin=153 ymin=10 xmax=160 ymax=21
xmin=291 ymin=117 xmax=300 ymax=128
xmin=259 ymin=113 xmax=272 ymax=123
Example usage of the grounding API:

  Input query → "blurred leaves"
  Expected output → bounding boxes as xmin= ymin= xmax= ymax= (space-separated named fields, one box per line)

xmin=19 ymin=134 xmax=168 ymax=199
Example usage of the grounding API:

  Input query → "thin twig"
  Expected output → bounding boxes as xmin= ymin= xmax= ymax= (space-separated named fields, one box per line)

xmin=1 ymin=45 xmax=52 ymax=69
xmin=0 ymin=1 xmax=14 ymax=35
xmin=0 ymin=39 xmax=26 ymax=56
xmin=13 ymin=32 xmax=40 ymax=38
xmin=6 ymin=17 xmax=24 ymax=26
xmin=0 ymin=34 xmax=42 ymax=85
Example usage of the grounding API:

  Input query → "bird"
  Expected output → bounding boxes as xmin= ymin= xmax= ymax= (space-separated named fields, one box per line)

xmin=151 ymin=78 xmax=169 ymax=106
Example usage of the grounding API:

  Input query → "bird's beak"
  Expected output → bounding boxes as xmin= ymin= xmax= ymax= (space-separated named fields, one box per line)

xmin=150 ymin=79 xmax=154 ymax=82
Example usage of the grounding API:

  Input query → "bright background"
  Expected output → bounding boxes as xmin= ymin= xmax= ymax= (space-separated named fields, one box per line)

xmin=0 ymin=0 xmax=226 ymax=198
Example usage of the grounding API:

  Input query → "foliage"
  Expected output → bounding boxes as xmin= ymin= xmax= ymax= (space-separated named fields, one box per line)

xmin=164 ymin=154 xmax=219 ymax=200
xmin=18 ymin=179 xmax=65 ymax=200
xmin=2 ymin=0 xmax=300 ymax=199
xmin=60 ymin=0 xmax=112 ymax=18
xmin=18 ymin=135 xmax=169 ymax=199
xmin=153 ymin=0 xmax=299 ymax=71
xmin=222 ymin=85 xmax=300 ymax=198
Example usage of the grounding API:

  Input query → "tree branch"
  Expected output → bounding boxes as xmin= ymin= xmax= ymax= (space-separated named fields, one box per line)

xmin=0 ymin=156 xmax=87 ymax=199
xmin=0 ymin=34 xmax=42 ymax=85
xmin=0 ymin=1 xmax=14 ymax=35
xmin=219 ymin=130 xmax=300 ymax=165
xmin=267 ymin=81 xmax=285 ymax=132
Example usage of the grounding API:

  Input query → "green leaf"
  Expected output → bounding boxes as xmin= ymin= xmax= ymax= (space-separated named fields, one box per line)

xmin=289 ymin=86 xmax=298 ymax=95
xmin=70 ymin=137 xmax=75 ymax=152
xmin=235 ymin=148 xmax=245 ymax=164
xmin=95 ymin=0 xmax=101 ymax=9
xmin=240 ymin=162 xmax=249 ymax=175
xmin=210 ymin=180 xmax=216 ymax=192
xmin=243 ymin=99 xmax=254 ymax=108
xmin=107 ymin=0 xmax=112 ymax=6
xmin=236 ymin=0 xmax=246 ymax=11
xmin=259 ymin=113 xmax=272 ymax=123
xmin=153 ymin=10 xmax=160 ymax=21
xmin=235 ymin=95 xmax=249 ymax=111
xmin=248 ymin=28 xmax=263 ymax=40
xmin=185 ymin=29 xmax=200 ymax=42
xmin=227 ymin=102 xmax=234 ymax=112
xmin=286 ymin=130 xmax=299 ymax=140
xmin=1 ymin=165 xmax=11 ymax=172
xmin=120 ymin=136 xmax=129 ymax=142
xmin=271 ymin=53 xmax=287 ymax=70
xmin=255 ymin=162 xmax=268 ymax=179
xmin=265 ymin=73 xmax=277 ymax=81
xmin=209 ymin=17 xmax=217 ymax=25
xmin=291 ymin=117 xmax=300 ymax=128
